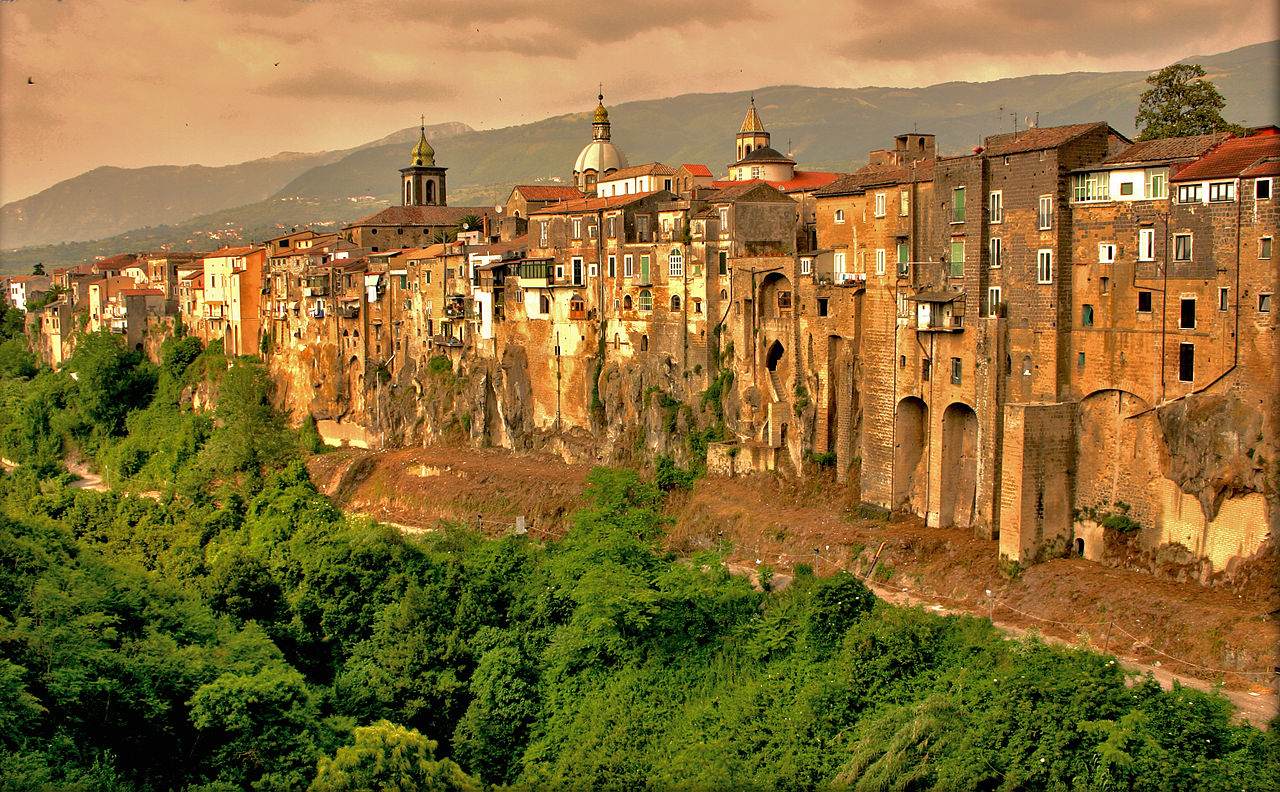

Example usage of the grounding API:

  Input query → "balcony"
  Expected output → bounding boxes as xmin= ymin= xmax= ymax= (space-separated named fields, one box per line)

xmin=909 ymin=291 xmax=965 ymax=332
xmin=303 ymin=284 xmax=329 ymax=298
xmin=517 ymin=260 xmax=553 ymax=288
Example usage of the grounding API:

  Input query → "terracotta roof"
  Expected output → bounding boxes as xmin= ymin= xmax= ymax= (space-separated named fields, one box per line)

xmin=601 ymin=162 xmax=676 ymax=181
xmin=1171 ymin=135 xmax=1280 ymax=182
xmin=528 ymin=191 xmax=663 ymax=215
xmin=982 ymin=122 xmax=1114 ymax=157
xmin=93 ymin=253 xmax=139 ymax=271
xmin=204 ymin=246 xmax=258 ymax=259
xmin=702 ymin=180 xmax=793 ymax=203
xmin=680 ymin=164 xmax=713 ymax=177
xmin=775 ymin=171 xmax=840 ymax=193
xmin=814 ymin=161 xmax=934 ymax=197
xmin=1242 ymin=156 xmax=1280 ymax=178
xmin=512 ymin=185 xmax=583 ymax=201
xmin=401 ymin=244 xmax=447 ymax=259
xmin=349 ymin=205 xmax=495 ymax=227
xmin=1091 ymin=133 xmax=1232 ymax=168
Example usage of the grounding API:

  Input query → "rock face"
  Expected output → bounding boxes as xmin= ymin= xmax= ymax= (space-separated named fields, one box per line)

xmin=1157 ymin=392 xmax=1271 ymax=523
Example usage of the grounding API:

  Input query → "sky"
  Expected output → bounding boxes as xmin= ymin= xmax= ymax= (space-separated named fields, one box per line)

xmin=1 ymin=0 xmax=1275 ymax=205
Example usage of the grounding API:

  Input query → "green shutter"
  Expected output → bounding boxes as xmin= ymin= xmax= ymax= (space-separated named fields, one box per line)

xmin=950 ymin=241 xmax=964 ymax=277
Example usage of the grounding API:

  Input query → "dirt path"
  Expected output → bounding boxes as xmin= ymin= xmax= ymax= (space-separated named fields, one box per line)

xmin=308 ymin=445 xmax=1278 ymax=728
xmin=66 ymin=460 xmax=108 ymax=492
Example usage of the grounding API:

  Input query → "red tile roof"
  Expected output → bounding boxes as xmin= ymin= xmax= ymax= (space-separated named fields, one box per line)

xmin=528 ymin=191 xmax=663 ymax=215
xmin=775 ymin=171 xmax=840 ymax=193
xmin=982 ymin=122 xmax=1114 ymax=157
xmin=1242 ymin=157 xmax=1280 ymax=178
xmin=1171 ymin=135 xmax=1280 ymax=182
xmin=1092 ymin=133 xmax=1232 ymax=168
xmin=350 ymin=205 xmax=496 ymax=227
xmin=512 ymin=185 xmax=583 ymax=201
xmin=814 ymin=160 xmax=934 ymax=197
xmin=93 ymin=253 xmax=139 ymax=271
xmin=204 ymin=246 xmax=258 ymax=259
xmin=701 ymin=180 xmax=793 ymax=203
xmin=680 ymin=164 xmax=713 ymax=177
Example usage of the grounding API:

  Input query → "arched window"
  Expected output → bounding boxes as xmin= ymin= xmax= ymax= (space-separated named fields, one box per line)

xmin=720 ymin=288 xmax=728 ymax=300
xmin=670 ymin=295 xmax=681 ymax=312
xmin=668 ymin=249 xmax=683 ymax=277
xmin=539 ymin=294 xmax=550 ymax=314
xmin=623 ymin=294 xmax=633 ymax=310
xmin=638 ymin=290 xmax=653 ymax=311
xmin=693 ymin=299 xmax=703 ymax=314
xmin=641 ymin=335 xmax=649 ymax=351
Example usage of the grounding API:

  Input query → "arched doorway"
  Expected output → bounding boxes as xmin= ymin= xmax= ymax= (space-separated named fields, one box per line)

xmin=765 ymin=340 xmax=785 ymax=371
xmin=939 ymin=402 xmax=977 ymax=528
xmin=894 ymin=397 xmax=928 ymax=514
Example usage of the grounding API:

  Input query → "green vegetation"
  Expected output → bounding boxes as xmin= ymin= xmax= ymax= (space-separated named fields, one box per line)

xmin=0 ymin=322 xmax=1273 ymax=791
xmin=1135 ymin=63 xmax=1245 ymax=141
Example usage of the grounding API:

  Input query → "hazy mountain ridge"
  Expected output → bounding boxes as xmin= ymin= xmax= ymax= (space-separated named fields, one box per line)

xmin=2 ymin=41 xmax=1274 ymax=272
xmin=0 ymin=121 xmax=474 ymax=250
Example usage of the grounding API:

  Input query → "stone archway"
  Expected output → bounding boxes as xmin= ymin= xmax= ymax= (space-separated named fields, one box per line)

xmin=894 ymin=397 xmax=928 ymax=514
xmin=940 ymin=402 xmax=978 ymax=528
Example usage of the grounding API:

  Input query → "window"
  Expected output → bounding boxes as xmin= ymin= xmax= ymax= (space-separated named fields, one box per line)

xmin=588 ymin=223 xmax=598 ymax=239
xmin=638 ymin=289 xmax=653 ymax=311
xmin=555 ymin=264 xmax=565 ymax=280
xmin=608 ymin=216 xmax=616 ymax=238
xmin=1260 ymin=294 xmax=1272 ymax=313
xmin=1257 ymin=178 xmax=1272 ymax=200
xmin=719 ymin=207 xmax=729 ymax=228
xmin=989 ymin=237 xmax=1002 ymax=269
xmin=875 ymin=193 xmax=886 ymax=218
xmin=835 ymin=209 xmax=845 ymax=223
xmin=1138 ymin=291 xmax=1153 ymax=313
xmin=718 ymin=251 xmax=728 ymax=275
xmin=817 ymin=297 xmax=828 ymax=316
xmin=952 ymin=187 xmax=966 ymax=223
xmin=1038 ymin=195 xmax=1053 ymax=229
xmin=900 ymin=189 xmax=909 ymax=216
xmin=1146 ymin=168 xmax=1169 ymax=199
xmin=897 ymin=242 xmax=909 ymax=277
xmin=668 ymin=249 xmax=683 ymax=277
xmin=1100 ymin=276 xmax=1109 ymax=294
xmin=1177 ymin=184 xmax=1201 ymax=203
xmin=539 ymin=221 xmax=548 ymax=247
xmin=875 ymin=248 xmax=886 ymax=276
xmin=1138 ymin=228 xmax=1155 ymax=261
xmin=1261 ymin=236 xmax=1273 ymax=260
xmin=624 ymin=254 xmax=634 ymax=278
xmin=571 ymin=257 xmax=584 ymax=285
xmin=637 ymin=215 xmax=650 ymax=240
xmin=693 ymin=299 xmax=702 ymax=314
xmin=989 ymin=191 xmax=1003 ymax=223
xmin=608 ymin=255 xmax=616 ymax=278
xmin=1072 ymin=173 xmax=1109 ymax=202
xmin=1180 ymin=297 xmax=1196 ymax=329
xmin=538 ymin=294 xmax=550 ymax=314
xmin=1174 ymin=233 xmax=1192 ymax=262
xmin=1082 ymin=304 xmax=1094 ymax=326
xmin=1119 ymin=181 xmax=1134 ymax=196
xmin=1037 ymin=249 xmax=1053 ymax=284
xmin=661 ymin=218 xmax=670 ymax=235
xmin=670 ymin=295 xmax=681 ymax=312
xmin=1099 ymin=243 xmax=1116 ymax=263
xmin=572 ymin=217 xmax=582 ymax=238
xmin=623 ymin=294 xmax=632 ymax=309
xmin=1078 ymin=351 xmax=1086 ymax=368
xmin=834 ymin=252 xmax=846 ymax=278
xmin=922 ymin=358 xmax=931 ymax=381
xmin=589 ymin=261 xmax=598 ymax=278
xmin=1219 ymin=287 xmax=1229 ymax=312
xmin=1178 ymin=343 xmax=1194 ymax=383
xmin=751 ymin=166 xmax=761 ymax=178
xmin=949 ymin=241 xmax=964 ymax=277
xmin=640 ymin=254 xmax=650 ymax=283
xmin=800 ymin=257 xmax=812 ymax=275
xmin=1208 ymin=182 xmax=1235 ymax=202
xmin=950 ymin=357 xmax=962 ymax=385
xmin=988 ymin=286 xmax=1002 ymax=313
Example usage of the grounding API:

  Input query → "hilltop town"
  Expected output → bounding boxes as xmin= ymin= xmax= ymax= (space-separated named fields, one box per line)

xmin=14 ymin=95 xmax=1278 ymax=578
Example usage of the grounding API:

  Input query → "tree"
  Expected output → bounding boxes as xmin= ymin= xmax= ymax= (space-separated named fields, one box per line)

xmin=31 ymin=263 xmax=44 ymax=276
xmin=1135 ymin=63 xmax=1244 ymax=141
xmin=309 ymin=720 xmax=479 ymax=792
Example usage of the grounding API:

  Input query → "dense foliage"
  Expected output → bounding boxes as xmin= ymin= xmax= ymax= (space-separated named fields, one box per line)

xmin=1135 ymin=63 xmax=1244 ymax=141
xmin=0 ymin=325 xmax=1275 ymax=791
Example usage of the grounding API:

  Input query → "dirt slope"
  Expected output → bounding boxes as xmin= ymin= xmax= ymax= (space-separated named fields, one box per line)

xmin=307 ymin=445 xmax=1278 ymax=724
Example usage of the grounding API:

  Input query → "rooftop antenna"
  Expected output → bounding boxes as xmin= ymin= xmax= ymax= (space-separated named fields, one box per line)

xmin=1012 ymin=112 xmax=1019 ymax=135
xmin=998 ymin=105 xmax=1004 ymax=133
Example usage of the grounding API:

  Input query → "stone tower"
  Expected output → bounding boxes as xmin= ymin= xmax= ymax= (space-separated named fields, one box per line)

xmin=735 ymin=97 xmax=771 ymax=162
xmin=400 ymin=123 xmax=447 ymax=206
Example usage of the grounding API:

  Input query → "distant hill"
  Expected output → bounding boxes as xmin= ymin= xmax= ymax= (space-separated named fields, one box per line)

xmin=0 ymin=121 xmax=472 ymax=251
xmin=3 ymin=41 xmax=1274 ymax=273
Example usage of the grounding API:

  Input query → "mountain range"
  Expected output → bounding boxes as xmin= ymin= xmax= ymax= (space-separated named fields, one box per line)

xmin=2 ymin=40 xmax=1275 ymax=274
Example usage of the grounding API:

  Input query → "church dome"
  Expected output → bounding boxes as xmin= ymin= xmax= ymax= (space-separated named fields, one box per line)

xmin=410 ymin=128 xmax=435 ymax=167
xmin=594 ymin=102 xmax=609 ymax=123
xmin=574 ymin=139 xmax=628 ymax=175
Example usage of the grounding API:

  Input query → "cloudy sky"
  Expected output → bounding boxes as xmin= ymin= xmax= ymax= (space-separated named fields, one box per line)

xmin=1 ymin=0 xmax=1274 ymax=205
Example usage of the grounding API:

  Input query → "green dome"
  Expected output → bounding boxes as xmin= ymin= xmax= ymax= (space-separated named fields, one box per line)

xmin=411 ymin=128 xmax=435 ymax=167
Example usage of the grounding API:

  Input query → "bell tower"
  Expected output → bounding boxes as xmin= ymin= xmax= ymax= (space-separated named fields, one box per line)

xmin=400 ymin=119 xmax=447 ymax=206
xmin=735 ymin=96 xmax=771 ymax=162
